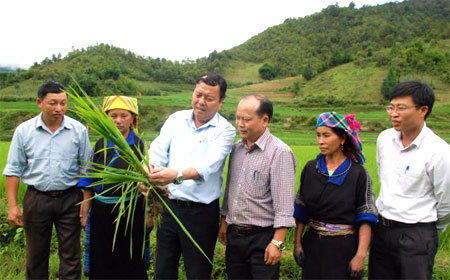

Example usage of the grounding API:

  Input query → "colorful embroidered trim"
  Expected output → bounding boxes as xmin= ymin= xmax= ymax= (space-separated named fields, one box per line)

xmin=309 ymin=219 xmax=355 ymax=236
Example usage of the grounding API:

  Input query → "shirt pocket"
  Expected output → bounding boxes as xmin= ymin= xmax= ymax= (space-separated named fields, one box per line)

xmin=395 ymin=165 xmax=427 ymax=197
xmin=247 ymin=170 xmax=270 ymax=198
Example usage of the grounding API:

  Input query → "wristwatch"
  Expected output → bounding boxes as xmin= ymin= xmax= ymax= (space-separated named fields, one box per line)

xmin=271 ymin=239 xmax=285 ymax=251
xmin=173 ymin=170 xmax=184 ymax=185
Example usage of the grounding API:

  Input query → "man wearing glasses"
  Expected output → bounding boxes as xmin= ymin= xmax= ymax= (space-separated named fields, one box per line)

xmin=369 ymin=81 xmax=450 ymax=279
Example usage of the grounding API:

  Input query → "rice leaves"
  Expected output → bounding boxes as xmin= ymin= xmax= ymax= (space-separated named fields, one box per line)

xmin=66 ymin=83 xmax=212 ymax=265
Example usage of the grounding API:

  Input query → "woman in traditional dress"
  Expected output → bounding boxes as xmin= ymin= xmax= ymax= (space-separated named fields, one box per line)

xmin=78 ymin=95 xmax=149 ymax=279
xmin=293 ymin=111 xmax=377 ymax=279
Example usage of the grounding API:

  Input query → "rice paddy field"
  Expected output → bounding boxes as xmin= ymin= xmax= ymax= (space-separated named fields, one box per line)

xmin=0 ymin=74 xmax=449 ymax=278
xmin=0 ymin=140 xmax=449 ymax=279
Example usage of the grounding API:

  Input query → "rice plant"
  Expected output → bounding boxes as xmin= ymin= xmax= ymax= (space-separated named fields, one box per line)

xmin=65 ymin=83 xmax=212 ymax=264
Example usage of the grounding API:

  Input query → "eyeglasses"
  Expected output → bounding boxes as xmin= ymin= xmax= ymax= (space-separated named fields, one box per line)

xmin=385 ymin=105 xmax=417 ymax=113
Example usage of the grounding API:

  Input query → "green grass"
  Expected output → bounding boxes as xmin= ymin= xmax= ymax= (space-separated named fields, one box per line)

xmin=1 ymin=141 xmax=449 ymax=279
xmin=223 ymin=60 xmax=264 ymax=83
xmin=0 ymin=79 xmax=43 ymax=98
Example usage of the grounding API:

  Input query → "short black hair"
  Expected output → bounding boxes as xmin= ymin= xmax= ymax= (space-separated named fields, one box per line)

xmin=37 ymin=81 xmax=66 ymax=100
xmin=390 ymin=81 xmax=435 ymax=119
xmin=331 ymin=127 xmax=355 ymax=158
xmin=243 ymin=93 xmax=273 ymax=122
xmin=196 ymin=72 xmax=227 ymax=100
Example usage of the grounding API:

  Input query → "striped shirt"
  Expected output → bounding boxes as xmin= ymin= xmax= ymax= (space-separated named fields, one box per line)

xmin=221 ymin=129 xmax=296 ymax=228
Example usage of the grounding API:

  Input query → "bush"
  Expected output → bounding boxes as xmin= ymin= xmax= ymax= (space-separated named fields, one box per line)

xmin=141 ymin=88 xmax=161 ymax=96
xmin=259 ymin=63 xmax=277 ymax=80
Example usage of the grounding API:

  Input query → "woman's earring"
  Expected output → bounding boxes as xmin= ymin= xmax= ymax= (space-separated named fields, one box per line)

xmin=340 ymin=144 xmax=344 ymax=151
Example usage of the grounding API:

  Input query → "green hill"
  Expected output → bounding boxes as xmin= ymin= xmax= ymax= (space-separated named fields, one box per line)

xmin=228 ymin=0 xmax=450 ymax=78
xmin=1 ymin=0 xmax=449 ymax=98
xmin=0 ymin=0 xmax=449 ymax=143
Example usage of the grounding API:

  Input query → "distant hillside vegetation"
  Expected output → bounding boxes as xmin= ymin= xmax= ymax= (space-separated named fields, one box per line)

xmin=228 ymin=0 xmax=449 ymax=79
xmin=0 ymin=0 xmax=448 ymax=97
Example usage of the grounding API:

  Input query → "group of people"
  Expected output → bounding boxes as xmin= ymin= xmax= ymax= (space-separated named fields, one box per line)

xmin=3 ymin=72 xmax=449 ymax=280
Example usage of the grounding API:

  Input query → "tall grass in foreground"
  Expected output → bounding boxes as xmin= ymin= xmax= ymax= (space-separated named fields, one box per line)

xmin=64 ymin=84 xmax=212 ymax=264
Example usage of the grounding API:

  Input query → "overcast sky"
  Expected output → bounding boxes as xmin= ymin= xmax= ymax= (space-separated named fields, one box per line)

xmin=1 ymin=0 xmax=396 ymax=69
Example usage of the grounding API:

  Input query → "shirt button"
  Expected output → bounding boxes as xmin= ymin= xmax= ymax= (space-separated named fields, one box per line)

xmin=242 ymin=168 xmax=245 ymax=171
xmin=238 ymin=184 xmax=241 ymax=187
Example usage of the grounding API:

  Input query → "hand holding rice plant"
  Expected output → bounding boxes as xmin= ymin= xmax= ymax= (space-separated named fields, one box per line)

xmin=66 ymin=84 xmax=213 ymax=265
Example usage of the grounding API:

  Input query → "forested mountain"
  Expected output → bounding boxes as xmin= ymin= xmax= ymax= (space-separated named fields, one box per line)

xmin=229 ymin=0 xmax=449 ymax=78
xmin=0 ymin=0 xmax=448 ymax=96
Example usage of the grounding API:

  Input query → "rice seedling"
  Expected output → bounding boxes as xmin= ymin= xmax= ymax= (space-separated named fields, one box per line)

xmin=65 ymin=83 xmax=212 ymax=264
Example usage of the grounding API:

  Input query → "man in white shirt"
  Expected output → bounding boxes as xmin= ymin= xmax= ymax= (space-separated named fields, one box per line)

xmin=147 ymin=72 xmax=236 ymax=279
xmin=369 ymin=81 xmax=450 ymax=279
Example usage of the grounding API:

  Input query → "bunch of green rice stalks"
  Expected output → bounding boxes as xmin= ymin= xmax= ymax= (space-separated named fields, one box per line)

xmin=65 ymin=84 xmax=212 ymax=264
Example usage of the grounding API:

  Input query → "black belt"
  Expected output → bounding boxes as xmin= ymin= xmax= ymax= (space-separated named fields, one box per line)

xmin=28 ymin=185 xmax=77 ymax=198
xmin=169 ymin=199 xmax=206 ymax=207
xmin=379 ymin=215 xmax=435 ymax=228
xmin=229 ymin=224 xmax=272 ymax=235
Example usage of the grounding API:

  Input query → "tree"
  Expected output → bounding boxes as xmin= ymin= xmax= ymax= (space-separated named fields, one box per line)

xmin=302 ymin=64 xmax=313 ymax=81
xmin=259 ymin=63 xmax=277 ymax=80
xmin=292 ymin=81 xmax=301 ymax=99
xmin=381 ymin=68 xmax=398 ymax=100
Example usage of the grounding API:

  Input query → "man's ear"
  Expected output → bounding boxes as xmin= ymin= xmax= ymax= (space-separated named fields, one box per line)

xmin=419 ymin=106 xmax=429 ymax=118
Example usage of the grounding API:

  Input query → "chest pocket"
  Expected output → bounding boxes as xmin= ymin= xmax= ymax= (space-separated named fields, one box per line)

xmin=395 ymin=165 xmax=428 ymax=197
xmin=246 ymin=170 xmax=270 ymax=198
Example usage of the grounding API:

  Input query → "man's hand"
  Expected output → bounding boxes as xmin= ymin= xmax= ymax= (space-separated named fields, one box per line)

xmin=8 ymin=205 xmax=23 ymax=227
xmin=293 ymin=244 xmax=305 ymax=267
xmin=349 ymin=254 xmax=365 ymax=279
xmin=80 ymin=189 xmax=93 ymax=227
xmin=264 ymin=242 xmax=282 ymax=265
xmin=148 ymin=167 xmax=178 ymax=185
xmin=5 ymin=176 xmax=23 ymax=227
xmin=218 ymin=217 xmax=227 ymax=245
xmin=79 ymin=204 xmax=89 ymax=228
xmin=140 ymin=183 xmax=149 ymax=196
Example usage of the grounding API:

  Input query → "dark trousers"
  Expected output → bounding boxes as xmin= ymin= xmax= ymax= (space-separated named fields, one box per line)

xmin=225 ymin=226 xmax=279 ymax=280
xmin=23 ymin=187 xmax=82 ymax=280
xmin=89 ymin=198 xmax=147 ymax=279
xmin=155 ymin=199 xmax=219 ymax=280
xmin=301 ymin=229 xmax=358 ymax=279
xmin=368 ymin=220 xmax=438 ymax=280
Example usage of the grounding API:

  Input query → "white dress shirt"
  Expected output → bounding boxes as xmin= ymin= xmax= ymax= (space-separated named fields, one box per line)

xmin=376 ymin=123 xmax=450 ymax=230
xmin=148 ymin=109 xmax=236 ymax=204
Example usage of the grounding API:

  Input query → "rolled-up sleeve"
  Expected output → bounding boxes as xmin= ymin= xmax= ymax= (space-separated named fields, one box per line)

xmin=270 ymin=149 xmax=296 ymax=228
xmin=355 ymin=169 xmax=378 ymax=227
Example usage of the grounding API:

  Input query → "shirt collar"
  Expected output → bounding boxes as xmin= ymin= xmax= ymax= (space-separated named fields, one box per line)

xmin=240 ymin=128 xmax=271 ymax=151
xmin=36 ymin=113 xmax=69 ymax=132
xmin=393 ymin=122 xmax=428 ymax=149
xmin=316 ymin=154 xmax=352 ymax=186
xmin=410 ymin=122 xmax=428 ymax=147
xmin=186 ymin=110 xmax=220 ymax=129
xmin=107 ymin=129 xmax=136 ymax=148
